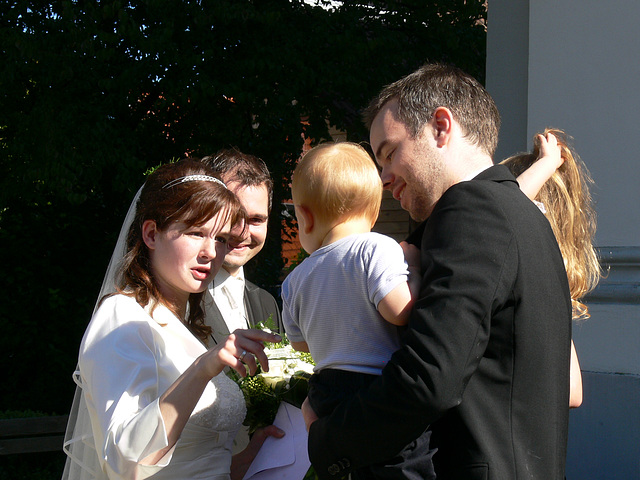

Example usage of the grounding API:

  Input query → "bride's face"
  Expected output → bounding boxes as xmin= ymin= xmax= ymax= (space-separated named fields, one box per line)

xmin=144 ymin=211 xmax=231 ymax=307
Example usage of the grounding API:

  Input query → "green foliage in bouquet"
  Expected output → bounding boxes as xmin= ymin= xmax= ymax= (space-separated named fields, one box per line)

xmin=230 ymin=372 xmax=279 ymax=435
xmin=228 ymin=317 xmax=322 ymax=480
xmin=228 ymin=316 xmax=315 ymax=435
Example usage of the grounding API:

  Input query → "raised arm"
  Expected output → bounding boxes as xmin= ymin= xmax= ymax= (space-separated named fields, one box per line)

xmin=516 ymin=132 xmax=563 ymax=200
xmin=145 ymin=328 xmax=281 ymax=465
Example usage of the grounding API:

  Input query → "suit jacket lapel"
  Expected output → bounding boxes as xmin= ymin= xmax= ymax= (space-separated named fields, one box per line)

xmin=243 ymin=283 xmax=259 ymax=328
xmin=204 ymin=290 xmax=231 ymax=345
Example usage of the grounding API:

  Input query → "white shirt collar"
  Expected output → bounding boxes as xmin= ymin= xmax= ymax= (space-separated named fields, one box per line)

xmin=211 ymin=267 xmax=248 ymax=331
xmin=213 ymin=266 xmax=245 ymax=289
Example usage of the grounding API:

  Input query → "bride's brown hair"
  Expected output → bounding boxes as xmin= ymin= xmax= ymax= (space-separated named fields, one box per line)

xmin=503 ymin=129 xmax=602 ymax=320
xmin=117 ymin=159 xmax=245 ymax=342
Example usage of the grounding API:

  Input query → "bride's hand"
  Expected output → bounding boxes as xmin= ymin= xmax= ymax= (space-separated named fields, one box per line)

xmin=197 ymin=329 xmax=281 ymax=380
xmin=230 ymin=425 xmax=285 ymax=480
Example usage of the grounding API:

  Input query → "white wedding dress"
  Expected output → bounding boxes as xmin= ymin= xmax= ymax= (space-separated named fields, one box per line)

xmin=62 ymin=188 xmax=246 ymax=480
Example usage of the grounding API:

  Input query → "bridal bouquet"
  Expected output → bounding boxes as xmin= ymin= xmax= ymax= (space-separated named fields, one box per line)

xmin=231 ymin=319 xmax=321 ymax=480
xmin=229 ymin=319 xmax=315 ymax=435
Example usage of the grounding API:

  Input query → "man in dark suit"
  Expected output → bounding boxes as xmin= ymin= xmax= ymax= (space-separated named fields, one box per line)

xmin=303 ymin=64 xmax=572 ymax=479
xmin=201 ymin=148 xmax=283 ymax=344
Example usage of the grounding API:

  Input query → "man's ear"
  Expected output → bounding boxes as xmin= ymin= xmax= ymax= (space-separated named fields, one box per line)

xmin=432 ymin=106 xmax=454 ymax=147
xmin=297 ymin=205 xmax=315 ymax=234
xmin=142 ymin=220 xmax=158 ymax=250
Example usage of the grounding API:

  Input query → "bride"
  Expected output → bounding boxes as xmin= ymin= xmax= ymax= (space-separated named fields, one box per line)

xmin=62 ymin=159 xmax=282 ymax=480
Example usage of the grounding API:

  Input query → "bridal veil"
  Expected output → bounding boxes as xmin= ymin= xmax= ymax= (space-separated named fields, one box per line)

xmin=61 ymin=187 xmax=142 ymax=480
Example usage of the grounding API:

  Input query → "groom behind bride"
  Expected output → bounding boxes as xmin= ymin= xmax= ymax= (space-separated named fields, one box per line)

xmin=200 ymin=148 xmax=283 ymax=345
xmin=200 ymin=148 xmax=285 ymax=456
xmin=303 ymin=63 xmax=572 ymax=480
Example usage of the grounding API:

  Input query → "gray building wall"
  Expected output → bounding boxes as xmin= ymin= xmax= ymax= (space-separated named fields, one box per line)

xmin=487 ymin=1 xmax=639 ymax=478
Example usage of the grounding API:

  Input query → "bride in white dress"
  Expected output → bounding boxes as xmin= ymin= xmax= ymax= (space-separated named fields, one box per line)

xmin=62 ymin=159 xmax=282 ymax=480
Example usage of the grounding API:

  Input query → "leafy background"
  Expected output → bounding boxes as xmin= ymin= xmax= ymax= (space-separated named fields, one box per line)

xmin=0 ymin=0 xmax=485 ymax=472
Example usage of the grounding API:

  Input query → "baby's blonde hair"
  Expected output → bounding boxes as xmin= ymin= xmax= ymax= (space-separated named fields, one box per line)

xmin=503 ymin=129 xmax=602 ymax=319
xmin=292 ymin=142 xmax=382 ymax=226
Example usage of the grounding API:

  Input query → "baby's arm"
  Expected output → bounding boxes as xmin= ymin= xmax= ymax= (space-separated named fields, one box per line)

xmin=291 ymin=340 xmax=310 ymax=352
xmin=377 ymin=241 xmax=421 ymax=327
xmin=517 ymin=132 xmax=564 ymax=200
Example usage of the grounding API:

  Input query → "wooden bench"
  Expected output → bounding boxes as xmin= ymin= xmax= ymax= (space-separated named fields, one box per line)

xmin=0 ymin=415 xmax=69 ymax=455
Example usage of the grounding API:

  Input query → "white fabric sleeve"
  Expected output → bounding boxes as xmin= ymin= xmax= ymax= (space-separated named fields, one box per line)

xmin=80 ymin=300 xmax=173 ymax=480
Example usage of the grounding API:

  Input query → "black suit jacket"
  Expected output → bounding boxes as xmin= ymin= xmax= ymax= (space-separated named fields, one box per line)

xmin=308 ymin=165 xmax=572 ymax=480
xmin=204 ymin=279 xmax=283 ymax=345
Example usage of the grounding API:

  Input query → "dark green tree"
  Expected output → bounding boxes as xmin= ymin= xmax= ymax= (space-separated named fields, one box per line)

xmin=0 ymin=0 xmax=486 ymax=414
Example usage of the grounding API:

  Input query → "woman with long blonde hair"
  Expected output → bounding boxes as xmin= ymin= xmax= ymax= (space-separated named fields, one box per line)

xmin=503 ymin=129 xmax=602 ymax=407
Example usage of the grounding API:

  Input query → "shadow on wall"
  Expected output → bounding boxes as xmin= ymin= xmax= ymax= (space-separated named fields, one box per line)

xmin=566 ymin=371 xmax=640 ymax=480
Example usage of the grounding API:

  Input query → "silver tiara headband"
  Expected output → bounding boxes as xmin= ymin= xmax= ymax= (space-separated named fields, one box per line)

xmin=162 ymin=175 xmax=227 ymax=190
